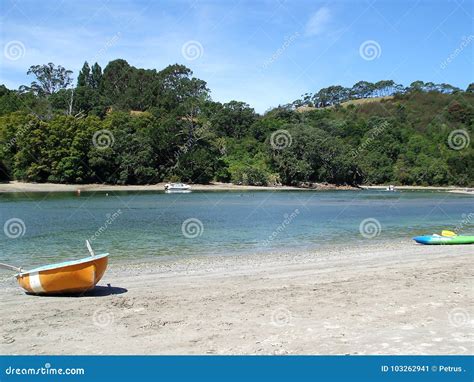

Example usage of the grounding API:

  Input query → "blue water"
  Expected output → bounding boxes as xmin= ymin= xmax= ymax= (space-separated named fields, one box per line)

xmin=0 ymin=190 xmax=472 ymax=268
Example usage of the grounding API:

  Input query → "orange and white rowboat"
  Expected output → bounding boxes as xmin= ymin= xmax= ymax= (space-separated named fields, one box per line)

xmin=1 ymin=241 xmax=108 ymax=295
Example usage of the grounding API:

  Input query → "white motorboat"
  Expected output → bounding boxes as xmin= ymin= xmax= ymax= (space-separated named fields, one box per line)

xmin=164 ymin=183 xmax=191 ymax=193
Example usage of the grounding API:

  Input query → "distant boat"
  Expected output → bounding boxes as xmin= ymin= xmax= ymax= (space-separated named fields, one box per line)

xmin=386 ymin=185 xmax=396 ymax=192
xmin=164 ymin=183 xmax=191 ymax=193
xmin=0 ymin=241 xmax=109 ymax=295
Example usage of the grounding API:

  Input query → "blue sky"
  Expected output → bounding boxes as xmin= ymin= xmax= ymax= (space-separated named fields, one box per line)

xmin=1 ymin=0 xmax=473 ymax=112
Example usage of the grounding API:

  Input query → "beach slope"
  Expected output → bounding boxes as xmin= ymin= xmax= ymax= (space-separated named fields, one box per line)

xmin=0 ymin=242 xmax=472 ymax=355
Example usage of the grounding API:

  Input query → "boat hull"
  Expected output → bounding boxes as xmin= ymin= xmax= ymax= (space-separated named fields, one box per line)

xmin=16 ymin=254 xmax=108 ymax=295
xmin=413 ymin=235 xmax=474 ymax=245
xmin=164 ymin=183 xmax=191 ymax=192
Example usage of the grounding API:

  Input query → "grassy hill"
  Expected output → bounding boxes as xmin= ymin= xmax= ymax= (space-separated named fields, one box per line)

xmin=297 ymin=96 xmax=395 ymax=112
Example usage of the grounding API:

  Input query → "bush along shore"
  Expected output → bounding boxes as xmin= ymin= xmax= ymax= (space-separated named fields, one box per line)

xmin=0 ymin=60 xmax=473 ymax=187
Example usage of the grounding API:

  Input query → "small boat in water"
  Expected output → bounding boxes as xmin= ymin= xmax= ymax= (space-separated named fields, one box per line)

xmin=164 ymin=183 xmax=191 ymax=193
xmin=0 ymin=241 xmax=108 ymax=295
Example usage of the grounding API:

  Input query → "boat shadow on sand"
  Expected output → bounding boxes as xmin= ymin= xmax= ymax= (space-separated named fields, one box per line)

xmin=25 ymin=285 xmax=128 ymax=298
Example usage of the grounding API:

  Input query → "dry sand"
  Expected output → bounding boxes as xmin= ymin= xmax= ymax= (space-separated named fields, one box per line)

xmin=0 ymin=241 xmax=472 ymax=355
xmin=0 ymin=181 xmax=302 ymax=193
xmin=1 ymin=181 xmax=471 ymax=194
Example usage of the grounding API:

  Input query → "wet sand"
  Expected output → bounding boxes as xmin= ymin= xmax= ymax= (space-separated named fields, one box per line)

xmin=0 ymin=242 xmax=472 ymax=355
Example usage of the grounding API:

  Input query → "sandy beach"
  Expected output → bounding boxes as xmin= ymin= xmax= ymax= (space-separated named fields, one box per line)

xmin=0 ymin=241 xmax=472 ymax=355
xmin=0 ymin=181 xmax=304 ymax=193
xmin=0 ymin=181 xmax=472 ymax=195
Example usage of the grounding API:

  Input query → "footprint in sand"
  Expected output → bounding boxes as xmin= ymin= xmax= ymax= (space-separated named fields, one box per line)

xmin=2 ymin=335 xmax=15 ymax=344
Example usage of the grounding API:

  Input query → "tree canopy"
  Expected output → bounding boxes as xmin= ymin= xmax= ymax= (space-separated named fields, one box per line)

xmin=0 ymin=59 xmax=472 ymax=187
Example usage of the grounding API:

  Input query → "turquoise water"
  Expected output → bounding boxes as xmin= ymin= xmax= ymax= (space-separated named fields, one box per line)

xmin=0 ymin=190 xmax=472 ymax=268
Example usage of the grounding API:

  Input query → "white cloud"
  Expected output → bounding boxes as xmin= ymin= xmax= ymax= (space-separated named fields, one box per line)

xmin=305 ymin=7 xmax=331 ymax=37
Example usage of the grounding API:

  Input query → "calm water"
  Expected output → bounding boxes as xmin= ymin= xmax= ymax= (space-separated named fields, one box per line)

xmin=0 ymin=190 xmax=472 ymax=268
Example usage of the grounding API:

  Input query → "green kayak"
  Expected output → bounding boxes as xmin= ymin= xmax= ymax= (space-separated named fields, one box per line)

xmin=413 ymin=235 xmax=474 ymax=245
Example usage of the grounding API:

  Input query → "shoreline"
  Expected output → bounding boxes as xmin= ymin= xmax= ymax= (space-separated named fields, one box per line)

xmin=362 ymin=185 xmax=474 ymax=195
xmin=1 ymin=241 xmax=471 ymax=355
xmin=0 ymin=181 xmax=320 ymax=193
xmin=0 ymin=181 xmax=472 ymax=194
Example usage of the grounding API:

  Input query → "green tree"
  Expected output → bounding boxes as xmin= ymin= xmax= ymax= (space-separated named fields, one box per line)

xmin=20 ymin=63 xmax=73 ymax=97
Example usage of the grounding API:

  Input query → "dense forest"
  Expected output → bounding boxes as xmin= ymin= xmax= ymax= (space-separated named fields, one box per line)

xmin=0 ymin=60 xmax=473 ymax=186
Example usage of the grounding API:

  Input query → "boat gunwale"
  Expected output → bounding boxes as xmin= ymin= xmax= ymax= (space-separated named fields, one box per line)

xmin=16 ymin=253 xmax=109 ymax=276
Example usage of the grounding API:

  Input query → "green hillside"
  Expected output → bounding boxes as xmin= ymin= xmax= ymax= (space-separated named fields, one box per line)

xmin=0 ymin=60 xmax=472 ymax=186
